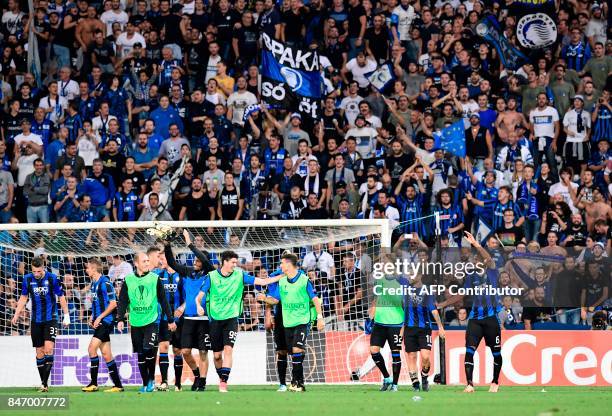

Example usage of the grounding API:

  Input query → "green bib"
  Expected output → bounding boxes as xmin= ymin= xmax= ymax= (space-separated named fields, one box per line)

xmin=374 ymin=277 xmax=405 ymax=325
xmin=207 ymin=269 xmax=244 ymax=320
xmin=125 ymin=272 xmax=159 ymax=327
xmin=279 ymin=274 xmax=312 ymax=328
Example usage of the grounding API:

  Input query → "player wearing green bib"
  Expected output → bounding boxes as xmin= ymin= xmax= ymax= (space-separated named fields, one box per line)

xmin=367 ymin=271 xmax=407 ymax=393
xmin=266 ymin=253 xmax=324 ymax=392
xmin=195 ymin=250 xmax=281 ymax=392
xmin=117 ymin=252 xmax=175 ymax=393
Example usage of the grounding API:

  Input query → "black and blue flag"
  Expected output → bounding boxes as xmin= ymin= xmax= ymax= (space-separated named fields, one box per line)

xmin=510 ymin=0 xmax=557 ymax=50
xmin=260 ymin=33 xmax=322 ymax=121
xmin=476 ymin=15 xmax=529 ymax=70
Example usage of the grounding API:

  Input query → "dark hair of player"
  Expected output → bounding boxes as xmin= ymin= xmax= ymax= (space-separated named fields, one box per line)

xmin=31 ymin=257 xmax=44 ymax=269
xmin=281 ymin=252 xmax=298 ymax=267
xmin=221 ymin=250 xmax=239 ymax=264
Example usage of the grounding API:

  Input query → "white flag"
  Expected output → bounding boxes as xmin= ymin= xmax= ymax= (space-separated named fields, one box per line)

xmin=365 ymin=63 xmax=395 ymax=92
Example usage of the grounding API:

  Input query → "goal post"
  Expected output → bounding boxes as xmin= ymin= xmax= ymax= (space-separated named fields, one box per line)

xmin=0 ymin=219 xmax=402 ymax=387
xmin=0 ymin=219 xmax=393 ymax=255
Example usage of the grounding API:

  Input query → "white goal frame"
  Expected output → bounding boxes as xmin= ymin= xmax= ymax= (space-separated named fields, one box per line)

xmin=0 ymin=218 xmax=393 ymax=250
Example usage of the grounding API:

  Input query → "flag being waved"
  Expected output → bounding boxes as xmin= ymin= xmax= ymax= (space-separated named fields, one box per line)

xmin=365 ymin=63 xmax=396 ymax=93
xmin=433 ymin=120 xmax=466 ymax=158
xmin=475 ymin=15 xmax=529 ymax=70
xmin=260 ymin=33 xmax=322 ymax=121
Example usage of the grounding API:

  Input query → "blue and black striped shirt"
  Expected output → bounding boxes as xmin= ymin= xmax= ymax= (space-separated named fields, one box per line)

xmin=404 ymin=285 xmax=436 ymax=328
xmin=21 ymin=272 xmax=65 ymax=323
xmin=158 ymin=269 xmax=183 ymax=320
xmin=465 ymin=269 xmax=501 ymax=320
xmin=397 ymin=193 xmax=426 ymax=237
xmin=90 ymin=275 xmax=116 ymax=325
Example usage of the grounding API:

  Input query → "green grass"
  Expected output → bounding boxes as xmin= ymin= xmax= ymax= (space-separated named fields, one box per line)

xmin=0 ymin=385 xmax=610 ymax=416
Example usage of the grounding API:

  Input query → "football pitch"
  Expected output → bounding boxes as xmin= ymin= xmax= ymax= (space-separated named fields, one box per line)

xmin=0 ymin=386 xmax=610 ymax=416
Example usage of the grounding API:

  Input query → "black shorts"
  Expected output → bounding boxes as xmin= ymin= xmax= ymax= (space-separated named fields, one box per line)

xmin=465 ymin=316 xmax=501 ymax=350
xmin=209 ymin=318 xmax=238 ymax=352
xmin=403 ymin=326 xmax=432 ymax=352
xmin=370 ymin=324 xmax=402 ymax=349
xmin=92 ymin=322 xmax=113 ymax=343
xmin=181 ymin=319 xmax=210 ymax=351
xmin=273 ymin=312 xmax=287 ymax=352
xmin=31 ymin=320 xmax=58 ymax=348
xmin=131 ymin=323 xmax=158 ymax=353
xmin=159 ymin=320 xmax=183 ymax=348
xmin=284 ymin=324 xmax=309 ymax=350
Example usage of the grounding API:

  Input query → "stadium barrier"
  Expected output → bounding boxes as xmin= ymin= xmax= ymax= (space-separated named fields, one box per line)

xmin=1 ymin=331 xmax=609 ymax=387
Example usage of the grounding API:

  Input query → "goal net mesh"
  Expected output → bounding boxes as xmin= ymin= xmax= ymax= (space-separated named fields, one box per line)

xmin=0 ymin=221 xmax=424 ymax=386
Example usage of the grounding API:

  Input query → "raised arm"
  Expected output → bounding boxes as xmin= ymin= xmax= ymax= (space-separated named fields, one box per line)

xmin=163 ymin=243 xmax=192 ymax=277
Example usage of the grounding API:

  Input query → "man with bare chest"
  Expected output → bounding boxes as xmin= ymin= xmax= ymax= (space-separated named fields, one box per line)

xmin=495 ymin=97 xmax=527 ymax=143
xmin=76 ymin=6 xmax=105 ymax=52
xmin=584 ymin=189 xmax=611 ymax=232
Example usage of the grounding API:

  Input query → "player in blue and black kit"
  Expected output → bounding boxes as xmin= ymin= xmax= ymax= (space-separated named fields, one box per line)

xmin=257 ymin=266 xmax=290 ymax=392
xmin=147 ymin=246 xmax=178 ymax=392
xmin=11 ymin=257 xmax=70 ymax=392
xmin=165 ymin=230 xmax=215 ymax=391
xmin=152 ymin=247 xmax=183 ymax=391
xmin=403 ymin=272 xmax=445 ymax=392
xmin=462 ymin=231 xmax=502 ymax=393
xmin=82 ymin=258 xmax=124 ymax=393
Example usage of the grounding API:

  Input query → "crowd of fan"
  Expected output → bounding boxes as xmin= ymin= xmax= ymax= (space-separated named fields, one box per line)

xmin=0 ymin=0 xmax=610 ymax=332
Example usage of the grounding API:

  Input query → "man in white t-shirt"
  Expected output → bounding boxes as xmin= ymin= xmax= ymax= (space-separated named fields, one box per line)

xmin=115 ymin=22 xmax=146 ymax=58
xmin=302 ymin=243 xmax=335 ymax=278
xmin=57 ymin=67 xmax=79 ymax=101
xmin=14 ymin=145 xmax=39 ymax=187
xmin=100 ymin=0 xmax=129 ymax=34
xmin=204 ymin=42 xmax=222 ymax=83
xmin=548 ymin=168 xmax=580 ymax=213
xmin=529 ymin=92 xmax=560 ymax=176
xmin=392 ymin=0 xmax=416 ymax=44
xmin=38 ymin=82 xmax=68 ymax=125
xmin=457 ymin=86 xmax=479 ymax=127
xmin=339 ymin=81 xmax=364 ymax=127
xmin=345 ymin=115 xmax=378 ymax=159
xmin=342 ymin=51 xmax=377 ymax=89
xmin=229 ymin=234 xmax=253 ymax=269
xmin=1 ymin=0 xmax=24 ymax=36
xmin=108 ymin=255 xmax=133 ymax=286
xmin=562 ymin=95 xmax=591 ymax=172
xmin=13 ymin=119 xmax=43 ymax=154
xmin=368 ymin=190 xmax=400 ymax=228
xmin=226 ymin=77 xmax=258 ymax=127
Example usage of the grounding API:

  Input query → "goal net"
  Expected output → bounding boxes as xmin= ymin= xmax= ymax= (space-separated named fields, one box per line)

xmin=0 ymin=219 xmax=438 ymax=387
